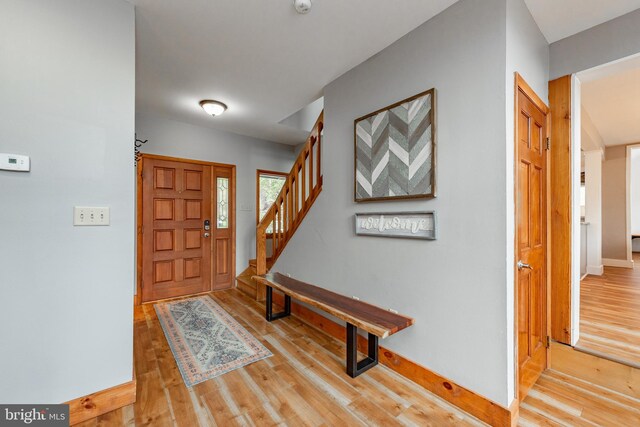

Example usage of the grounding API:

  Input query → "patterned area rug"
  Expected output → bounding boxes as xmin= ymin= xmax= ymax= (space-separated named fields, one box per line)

xmin=154 ymin=295 xmax=272 ymax=387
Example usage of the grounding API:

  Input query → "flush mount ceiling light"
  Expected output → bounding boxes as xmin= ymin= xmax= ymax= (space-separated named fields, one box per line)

xmin=293 ymin=0 xmax=312 ymax=14
xmin=199 ymin=100 xmax=227 ymax=117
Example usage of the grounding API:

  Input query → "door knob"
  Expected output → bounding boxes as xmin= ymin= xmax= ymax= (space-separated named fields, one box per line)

xmin=517 ymin=260 xmax=532 ymax=270
xmin=203 ymin=232 xmax=211 ymax=238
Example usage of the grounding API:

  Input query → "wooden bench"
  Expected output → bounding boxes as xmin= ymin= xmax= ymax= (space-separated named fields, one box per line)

xmin=253 ymin=272 xmax=414 ymax=378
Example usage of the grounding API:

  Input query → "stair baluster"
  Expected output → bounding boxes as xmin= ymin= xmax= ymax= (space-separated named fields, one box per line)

xmin=254 ymin=112 xmax=323 ymax=300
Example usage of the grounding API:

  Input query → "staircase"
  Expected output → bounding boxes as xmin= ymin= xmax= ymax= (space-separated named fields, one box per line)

xmin=236 ymin=112 xmax=324 ymax=300
xmin=236 ymin=262 xmax=258 ymax=299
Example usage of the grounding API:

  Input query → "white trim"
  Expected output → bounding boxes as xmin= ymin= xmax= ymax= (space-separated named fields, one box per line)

xmin=602 ymin=258 xmax=634 ymax=268
xmin=586 ymin=265 xmax=604 ymax=275
xmin=570 ymin=74 xmax=582 ymax=347
xmin=626 ymin=144 xmax=640 ymax=266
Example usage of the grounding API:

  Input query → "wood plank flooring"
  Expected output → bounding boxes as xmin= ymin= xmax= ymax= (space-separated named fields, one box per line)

xmin=578 ymin=253 xmax=640 ymax=366
xmin=76 ymin=290 xmax=483 ymax=427
xmin=519 ymin=370 xmax=640 ymax=426
xmin=75 ymin=288 xmax=640 ymax=426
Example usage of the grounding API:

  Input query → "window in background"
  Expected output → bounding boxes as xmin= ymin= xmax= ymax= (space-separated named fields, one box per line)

xmin=257 ymin=170 xmax=287 ymax=231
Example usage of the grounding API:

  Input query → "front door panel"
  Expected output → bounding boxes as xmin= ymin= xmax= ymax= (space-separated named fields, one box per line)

xmin=142 ymin=158 xmax=212 ymax=302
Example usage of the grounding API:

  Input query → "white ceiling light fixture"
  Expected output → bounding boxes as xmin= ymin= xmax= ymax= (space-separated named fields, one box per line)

xmin=293 ymin=0 xmax=312 ymax=14
xmin=199 ymin=100 xmax=227 ymax=116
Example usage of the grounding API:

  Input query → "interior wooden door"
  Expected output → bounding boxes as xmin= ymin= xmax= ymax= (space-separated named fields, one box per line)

xmin=212 ymin=167 xmax=234 ymax=290
xmin=141 ymin=158 xmax=212 ymax=302
xmin=516 ymin=75 xmax=549 ymax=400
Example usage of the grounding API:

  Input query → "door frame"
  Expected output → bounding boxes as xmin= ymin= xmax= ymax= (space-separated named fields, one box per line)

xmin=135 ymin=153 xmax=236 ymax=305
xmin=513 ymin=73 xmax=551 ymax=402
xmin=625 ymin=144 xmax=640 ymax=265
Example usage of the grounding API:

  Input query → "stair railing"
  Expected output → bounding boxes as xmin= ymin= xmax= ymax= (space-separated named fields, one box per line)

xmin=256 ymin=111 xmax=323 ymax=277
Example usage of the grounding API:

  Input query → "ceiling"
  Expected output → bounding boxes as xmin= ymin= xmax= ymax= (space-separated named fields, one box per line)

xmin=133 ymin=0 xmax=640 ymax=145
xmin=580 ymin=54 xmax=640 ymax=147
xmin=133 ymin=0 xmax=457 ymax=145
xmin=524 ymin=0 xmax=640 ymax=43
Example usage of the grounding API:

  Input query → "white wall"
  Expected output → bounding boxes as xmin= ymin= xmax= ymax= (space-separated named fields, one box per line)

xmin=630 ymin=147 xmax=640 ymax=237
xmin=274 ymin=0 xmax=550 ymax=407
xmin=584 ymin=150 xmax=603 ymax=275
xmin=602 ymin=145 xmax=628 ymax=260
xmin=0 ymin=0 xmax=135 ymax=403
xmin=550 ymin=8 xmax=640 ymax=80
xmin=136 ymin=113 xmax=296 ymax=276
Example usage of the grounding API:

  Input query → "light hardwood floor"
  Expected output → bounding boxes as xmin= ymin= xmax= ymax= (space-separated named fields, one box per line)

xmin=76 ymin=289 xmax=640 ymax=426
xmin=519 ymin=369 xmax=640 ymax=426
xmin=577 ymin=253 xmax=640 ymax=367
xmin=78 ymin=290 xmax=484 ymax=426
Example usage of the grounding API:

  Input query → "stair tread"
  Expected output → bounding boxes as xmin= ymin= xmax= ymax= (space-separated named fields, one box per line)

xmin=236 ymin=280 xmax=257 ymax=299
xmin=236 ymin=275 xmax=255 ymax=286
xmin=248 ymin=258 xmax=273 ymax=268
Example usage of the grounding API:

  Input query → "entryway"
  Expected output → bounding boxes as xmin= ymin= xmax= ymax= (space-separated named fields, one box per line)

xmin=573 ymin=54 xmax=640 ymax=367
xmin=137 ymin=154 xmax=236 ymax=303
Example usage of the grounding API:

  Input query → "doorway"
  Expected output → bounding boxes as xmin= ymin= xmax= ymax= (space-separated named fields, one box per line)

xmin=514 ymin=74 xmax=550 ymax=400
xmin=138 ymin=154 xmax=236 ymax=303
xmin=574 ymin=54 xmax=640 ymax=366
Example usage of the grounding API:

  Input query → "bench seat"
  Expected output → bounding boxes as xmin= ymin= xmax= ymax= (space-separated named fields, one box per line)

xmin=253 ymin=272 xmax=414 ymax=377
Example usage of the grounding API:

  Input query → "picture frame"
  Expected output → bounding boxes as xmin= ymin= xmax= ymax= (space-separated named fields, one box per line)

xmin=354 ymin=211 xmax=437 ymax=240
xmin=354 ymin=88 xmax=436 ymax=202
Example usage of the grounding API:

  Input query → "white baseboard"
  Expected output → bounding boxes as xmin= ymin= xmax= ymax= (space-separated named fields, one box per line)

xmin=602 ymin=258 xmax=634 ymax=268
xmin=586 ymin=265 xmax=604 ymax=275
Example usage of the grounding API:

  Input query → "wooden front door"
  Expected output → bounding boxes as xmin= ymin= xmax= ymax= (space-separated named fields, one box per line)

xmin=142 ymin=157 xmax=212 ymax=302
xmin=515 ymin=75 xmax=549 ymax=400
xmin=140 ymin=156 xmax=235 ymax=303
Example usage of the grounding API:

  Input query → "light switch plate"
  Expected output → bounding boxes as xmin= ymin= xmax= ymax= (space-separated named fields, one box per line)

xmin=74 ymin=207 xmax=110 ymax=226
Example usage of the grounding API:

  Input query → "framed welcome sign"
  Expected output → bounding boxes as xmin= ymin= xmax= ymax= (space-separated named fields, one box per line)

xmin=354 ymin=211 xmax=436 ymax=240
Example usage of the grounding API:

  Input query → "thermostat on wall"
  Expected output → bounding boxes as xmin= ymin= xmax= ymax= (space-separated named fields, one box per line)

xmin=0 ymin=153 xmax=30 ymax=172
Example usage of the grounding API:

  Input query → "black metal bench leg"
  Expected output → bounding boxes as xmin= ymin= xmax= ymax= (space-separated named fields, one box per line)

xmin=265 ymin=286 xmax=291 ymax=322
xmin=346 ymin=323 xmax=379 ymax=378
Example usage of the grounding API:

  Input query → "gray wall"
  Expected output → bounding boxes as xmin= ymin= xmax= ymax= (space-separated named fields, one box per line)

xmin=0 ymin=0 xmax=135 ymax=403
xmin=550 ymin=9 xmax=640 ymax=79
xmin=273 ymin=0 xmax=536 ymax=407
xmin=136 ymin=113 xmax=296 ymax=276
xmin=279 ymin=97 xmax=324 ymax=133
xmin=602 ymin=146 xmax=628 ymax=260
xmin=506 ymin=0 xmax=549 ymax=101
xmin=504 ymin=0 xmax=550 ymax=400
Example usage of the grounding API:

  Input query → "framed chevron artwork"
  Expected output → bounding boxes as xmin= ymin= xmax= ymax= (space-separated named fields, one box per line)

xmin=354 ymin=88 xmax=436 ymax=202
